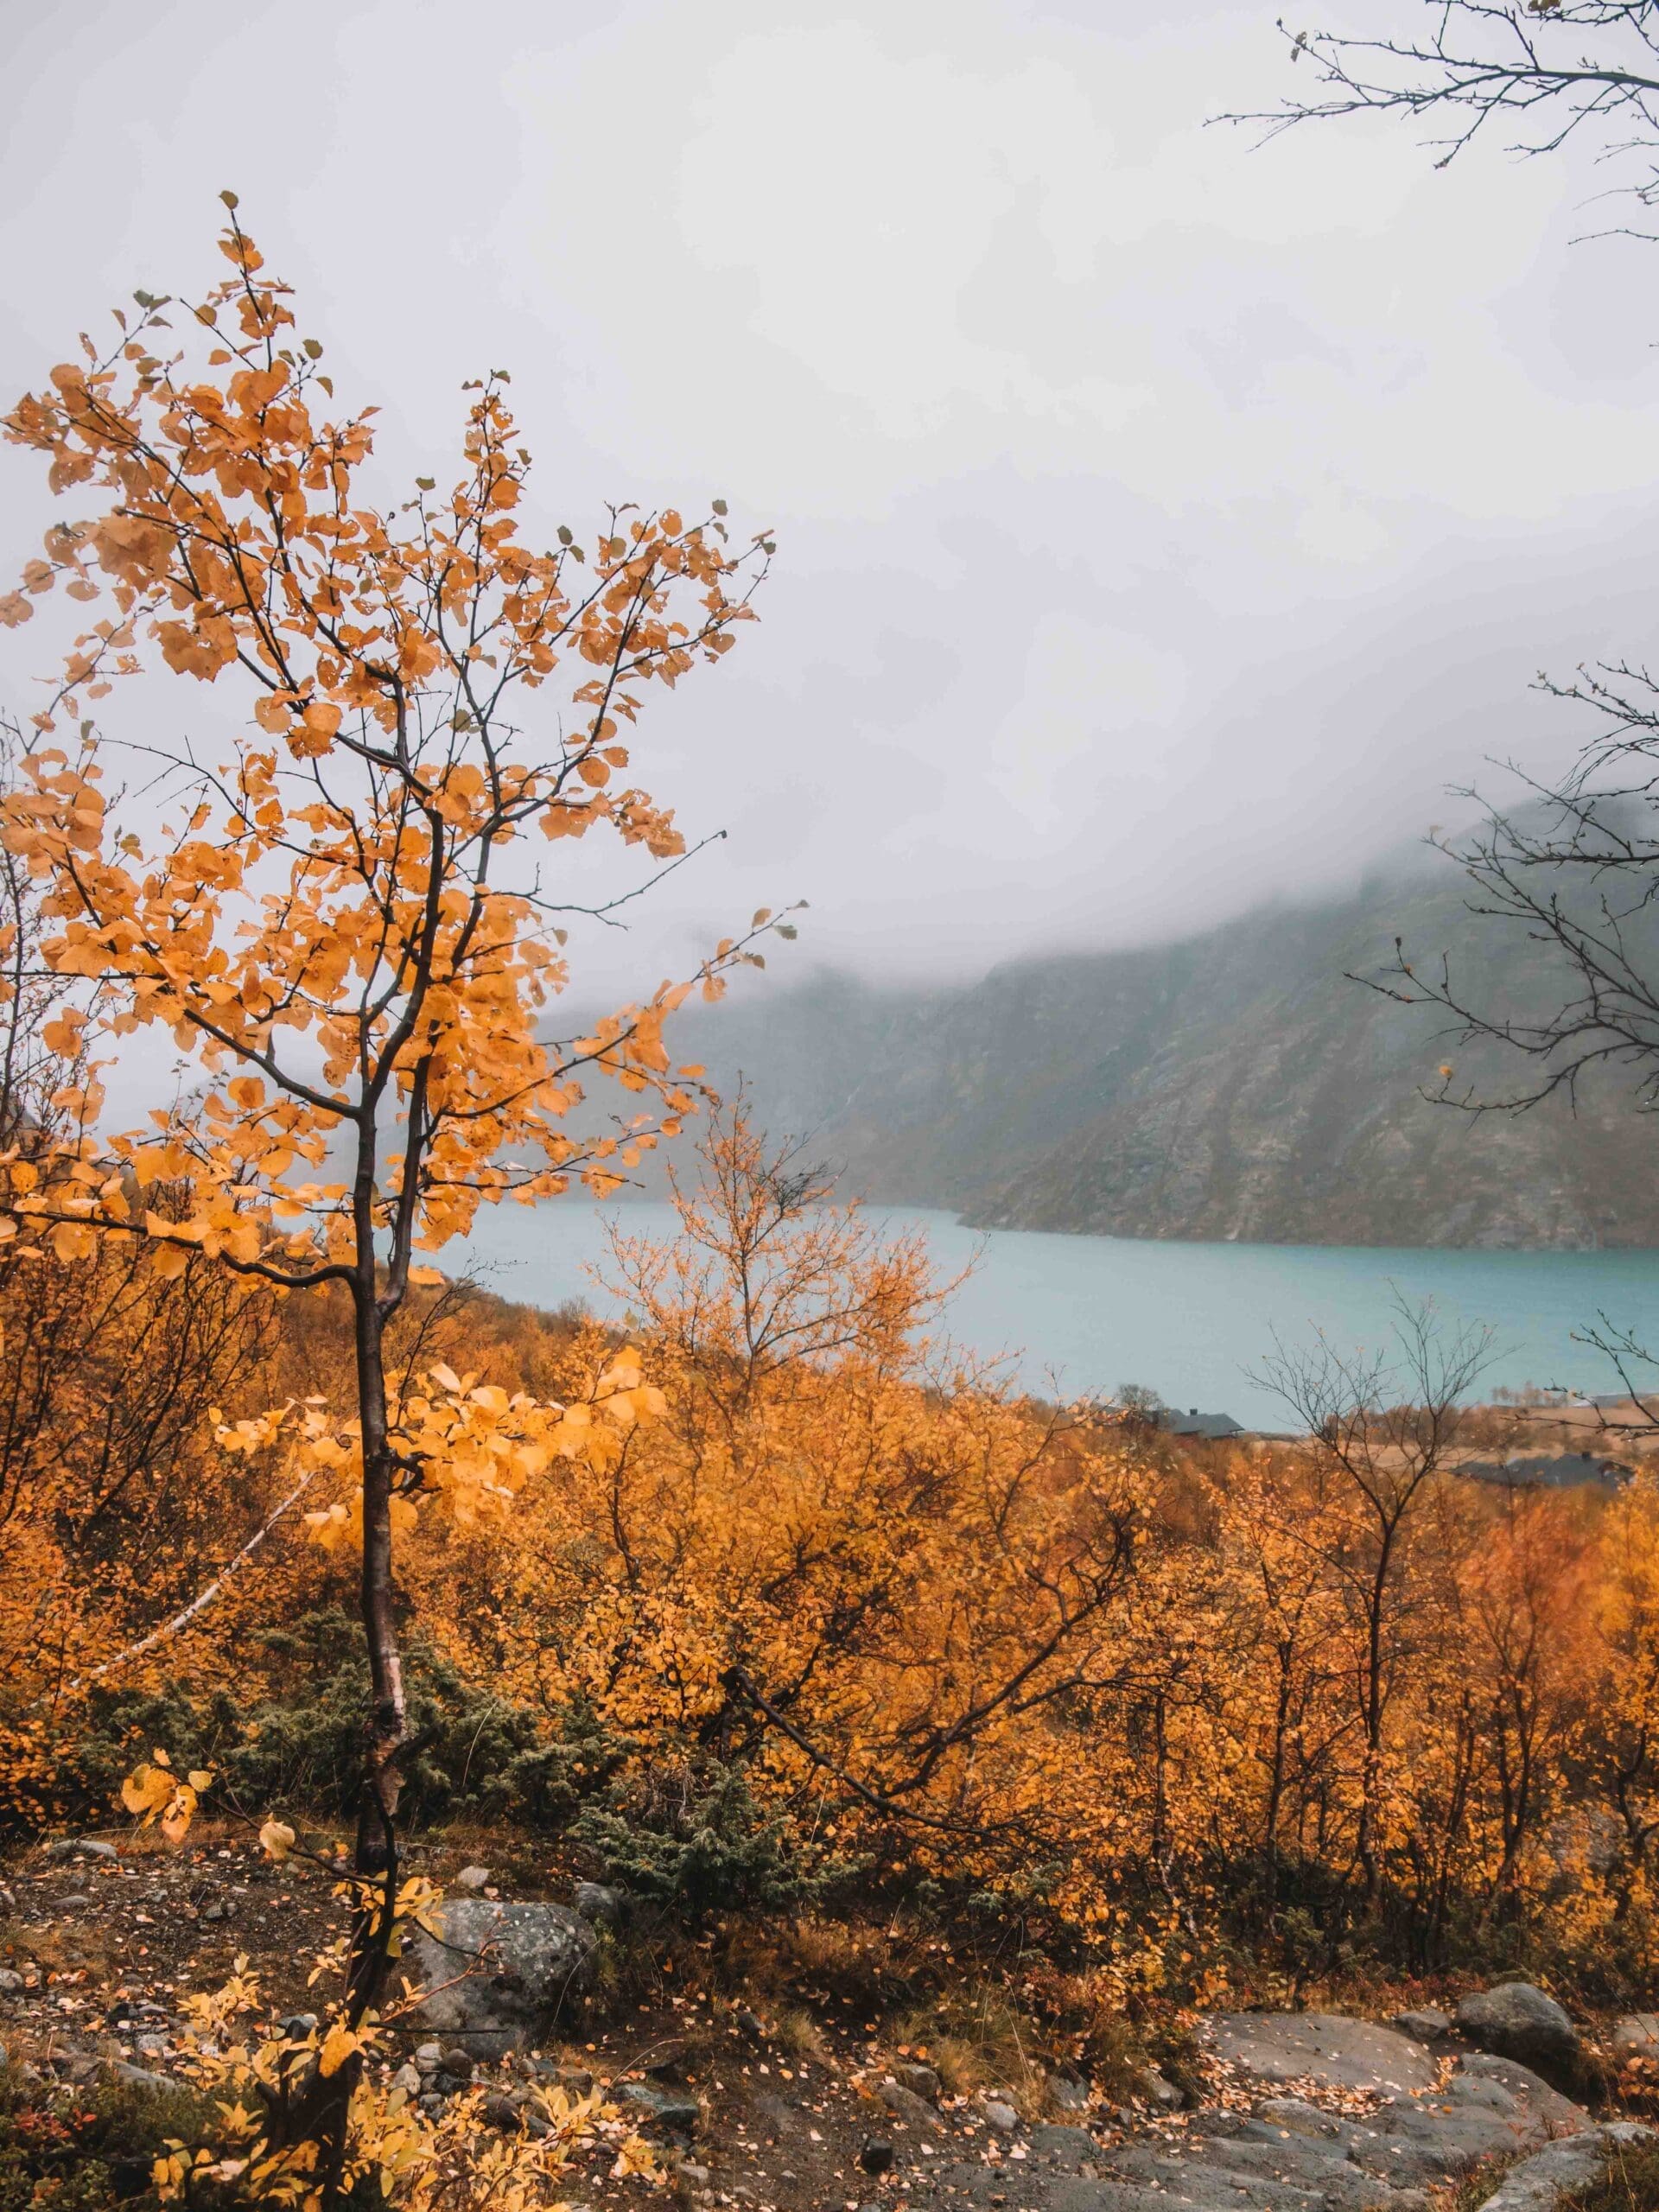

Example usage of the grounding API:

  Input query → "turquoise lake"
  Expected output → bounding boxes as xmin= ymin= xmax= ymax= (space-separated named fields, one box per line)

xmin=453 ymin=1202 xmax=1659 ymax=1428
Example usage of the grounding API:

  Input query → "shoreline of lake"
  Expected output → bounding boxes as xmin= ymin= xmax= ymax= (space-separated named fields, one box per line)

xmin=452 ymin=1200 xmax=1659 ymax=1430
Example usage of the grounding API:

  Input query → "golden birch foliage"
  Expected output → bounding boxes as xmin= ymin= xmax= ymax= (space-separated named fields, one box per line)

xmin=399 ymin=1115 xmax=1158 ymax=1920
xmin=149 ymin=1953 xmax=647 ymax=2211
xmin=0 ymin=206 xmax=784 ymax=1293
xmin=219 ymin=1345 xmax=668 ymax=1555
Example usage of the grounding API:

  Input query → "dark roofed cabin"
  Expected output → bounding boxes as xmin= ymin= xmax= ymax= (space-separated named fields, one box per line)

xmin=1156 ymin=1408 xmax=1246 ymax=1440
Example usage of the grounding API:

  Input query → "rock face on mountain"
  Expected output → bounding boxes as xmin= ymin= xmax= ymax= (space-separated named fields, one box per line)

xmin=644 ymin=865 xmax=1659 ymax=1248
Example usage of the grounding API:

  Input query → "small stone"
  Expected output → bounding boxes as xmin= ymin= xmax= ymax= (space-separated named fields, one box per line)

xmin=484 ymin=2091 xmax=521 ymax=2127
xmin=283 ymin=2013 xmax=319 ymax=2041
xmin=531 ymin=2059 xmax=594 ymax=2094
xmin=0 ymin=1970 xmax=23 ymax=1996
xmin=392 ymin=2063 xmax=422 ymax=2094
xmin=1392 ymin=2008 xmax=1452 ymax=2043
xmin=894 ymin=2061 xmax=942 ymax=2104
xmin=615 ymin=2079 xmax=701 ymax=2133
xmin=54 ymin=1894 xmax=92 ymax=1908
xmin=1256 ymin=2096 xmax=1342 ymax=2139
xmin=454 ymin=1866 xmax=492 ymax=1892
xmin=415 ymin=2041 xmax=443 ymax=2072
xmin=859 ymin=2139 xmax=894 ymax=2176
xmin=418 ymin=2091 xmax=448 ymax=2118
xmin=1140 ymin=2065 xmax=1184 ymax=2110
xmin=47 ymin=1838 xmax=118 ymax=1863
xmin=678 ymin=2164 xmax=710 ymax=2186
xmin=1048 ymin=2070 xmax=1090 ymax=2113
xmin=1614 ymin=2014 xmax=1659 ymax=2059
xmin=111 ymin=2062 xmax=188 ymax=2096
xmin=982 ymin=2098 xmax=1020 ymax=2133
xmin=201 ymin=1902 xmax=227 ymax=1923
xmin=574 ymin=1880 xmax=626 ymax=1929
xmin=442 ymin=2046 xmax=474 ymax=2080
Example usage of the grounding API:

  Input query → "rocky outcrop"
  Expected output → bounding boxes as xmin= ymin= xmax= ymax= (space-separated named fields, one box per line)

xmin=934 ymin=2019 xmax=1596 ymax=2212
xmin=1481 ymin=2124 xmax=1652 ymax=2212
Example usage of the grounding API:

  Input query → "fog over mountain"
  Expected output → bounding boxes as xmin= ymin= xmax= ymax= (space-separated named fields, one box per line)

xmin=6 ymin=0 xmax=1659 ymax=1004
xmin=608 ymin=849 xmax=1659 ymax=1249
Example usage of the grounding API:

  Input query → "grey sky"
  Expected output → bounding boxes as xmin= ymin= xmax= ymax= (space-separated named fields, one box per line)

xmin=3 ymin=0 xmax=1656 ymax=1000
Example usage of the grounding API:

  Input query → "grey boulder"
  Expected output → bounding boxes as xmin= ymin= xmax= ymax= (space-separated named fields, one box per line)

xmin=1613 ymin=2013 xmax=1659 ymax=2060
xmin=405 ymin=1899 xmax=598 ymax=2058
xmin=1391 ymin=2008 xmax=1452 ymax=2043
xmin=1454 ymin=1983 xmax=1581 ymax=2092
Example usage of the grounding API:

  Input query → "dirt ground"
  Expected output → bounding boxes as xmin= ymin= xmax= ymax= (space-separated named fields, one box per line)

xmin=0 ymin=1823 xmax=1134 ymax=2211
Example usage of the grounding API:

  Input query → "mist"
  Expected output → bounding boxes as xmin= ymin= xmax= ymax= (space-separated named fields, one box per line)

xmin=3 ymin=0 xmax=1655 ymax=1001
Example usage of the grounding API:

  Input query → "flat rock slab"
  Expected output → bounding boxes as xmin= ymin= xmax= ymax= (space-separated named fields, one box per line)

xmin=928 ymin=2025 xmax=1597 ymax=2212
xmin=1207 ymin=2013 xmax=1439 ymax=2094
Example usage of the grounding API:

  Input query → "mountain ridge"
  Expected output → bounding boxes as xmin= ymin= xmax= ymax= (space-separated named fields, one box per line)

xmin=584 ymin=863 xmax=1659 ymax=1248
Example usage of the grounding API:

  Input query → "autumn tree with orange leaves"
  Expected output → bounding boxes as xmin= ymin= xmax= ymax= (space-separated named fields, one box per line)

xmin=0 ymin=197 xmax=791 ymax=2176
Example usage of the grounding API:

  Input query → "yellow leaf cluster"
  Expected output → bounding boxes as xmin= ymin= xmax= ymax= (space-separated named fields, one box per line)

xmin=119 ymin=1748 xmax=211 ymax=1842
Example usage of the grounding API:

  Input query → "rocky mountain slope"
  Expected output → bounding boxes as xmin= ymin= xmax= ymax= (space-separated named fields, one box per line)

xmin=629 ymin=863 xmax=1659 ymax=1248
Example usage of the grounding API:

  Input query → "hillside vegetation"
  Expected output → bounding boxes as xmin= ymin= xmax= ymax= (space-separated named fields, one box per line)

xmin=9 ymin=1111 xmax=1659 ymax=2006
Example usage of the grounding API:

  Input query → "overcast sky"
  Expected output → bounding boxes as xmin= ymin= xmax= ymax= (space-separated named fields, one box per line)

xmin=3 ymin=0 xmax=1656 ymax=999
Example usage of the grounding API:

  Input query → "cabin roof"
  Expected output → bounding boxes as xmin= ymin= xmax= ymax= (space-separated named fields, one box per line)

xmin=1156 ymin=1408 xmax=1246 ymax=1440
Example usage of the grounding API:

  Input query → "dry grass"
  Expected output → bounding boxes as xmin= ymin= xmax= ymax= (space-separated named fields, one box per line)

xmin=1435 ymin=2154 xmax=1517 ymax=2212
xmin=1564 ymin=2140 xmax=1659 ymax=2211
xmin=893 ymin=1986 xmax=1058 ymax=2113
xmin=761 ymin=1917 xmax=908 ymax=2012
xmin=772 ymin=2006 xmax=830 ymax=2067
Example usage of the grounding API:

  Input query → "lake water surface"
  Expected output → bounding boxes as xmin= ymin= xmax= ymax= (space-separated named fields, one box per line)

xmin=453 ymin=1202 xmax=1659 ymax=1428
